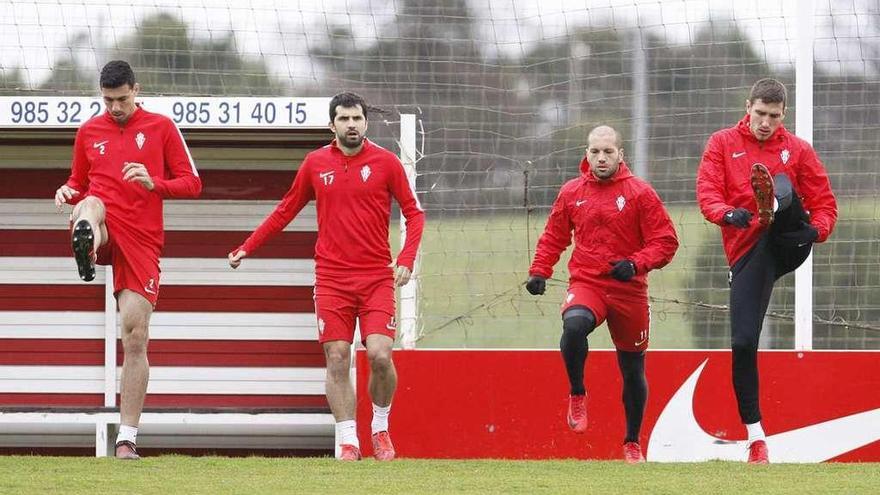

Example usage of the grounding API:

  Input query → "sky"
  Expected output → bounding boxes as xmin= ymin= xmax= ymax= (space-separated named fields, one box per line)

xmin=0 ymin=0 xmax=875 ymax=88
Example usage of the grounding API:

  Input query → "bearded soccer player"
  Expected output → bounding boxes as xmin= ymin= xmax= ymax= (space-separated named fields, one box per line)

xmin=229 ymin=92 xmax=425 ymax=461
xmin=526 ymin=125 xmax=678 ymax=463
xmin=696 ymin=78 xmax=837 ymax=464
xmin=53 ymin=60 xmax=202 ymax=459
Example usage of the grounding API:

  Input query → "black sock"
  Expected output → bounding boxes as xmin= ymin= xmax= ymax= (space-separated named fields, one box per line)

xmin=617 ymin=350 xmax=647 ymax=444
xmin=560 ymin=330 xmax=587 ymax=395
xmin=560 ymin=308 xmax=596 ymax=396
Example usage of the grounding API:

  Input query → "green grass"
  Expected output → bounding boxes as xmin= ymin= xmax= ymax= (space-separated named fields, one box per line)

xmin=2 ymin=456 xmax=877 ymax=494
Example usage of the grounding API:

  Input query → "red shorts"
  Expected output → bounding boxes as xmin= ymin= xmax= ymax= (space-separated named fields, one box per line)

xmin=313 ymin=273 xmax=396 ymax=345
xmin=94 ymin=232 xmax=160 ymax=307
xmin=561 ymin=285 xmax=650 ymax=352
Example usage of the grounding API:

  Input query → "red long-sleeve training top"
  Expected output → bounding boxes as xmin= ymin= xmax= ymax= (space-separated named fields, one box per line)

xmin=239 ymin=138 xmax=425 ymax=277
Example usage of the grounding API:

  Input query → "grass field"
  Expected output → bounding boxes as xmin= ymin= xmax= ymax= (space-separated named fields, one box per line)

xmin=2 ymin=456 xmax=878 ymax=494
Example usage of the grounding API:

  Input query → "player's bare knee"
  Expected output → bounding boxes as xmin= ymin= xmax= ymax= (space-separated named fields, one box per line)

xmin=122 ymin=326 xmax=149 ymax=356
xmin=367 ymin=349 xmax=393 ymax=374
xmin=324 ymin=345 xmax=351 ymax=378
xmin=120 ymin=312 xmax=149 ymax=336
xmin=72 ymin=196 xmax=105 ymax=219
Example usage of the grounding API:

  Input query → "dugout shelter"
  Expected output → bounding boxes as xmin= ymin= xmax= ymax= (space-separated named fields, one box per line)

xmin=0 ymin=95 xmax=383 ymax=456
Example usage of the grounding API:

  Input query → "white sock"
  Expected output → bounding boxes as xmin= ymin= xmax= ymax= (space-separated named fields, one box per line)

xmin=371 ymin=403 xmax=391 ymax=434
xmin=116 ymin=424 xmax=138 ymax=445
xmin=772 ymin=197 xmax=779 ymax=212
xmin=336 ymin=420 xmax=359 ymax=448
xmin=746 ymin=421 xmax=766 ymax=445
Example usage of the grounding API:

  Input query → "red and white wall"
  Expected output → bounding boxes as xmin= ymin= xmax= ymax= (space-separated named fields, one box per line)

xmin=0 ymin=148 xmax=334 ymax=452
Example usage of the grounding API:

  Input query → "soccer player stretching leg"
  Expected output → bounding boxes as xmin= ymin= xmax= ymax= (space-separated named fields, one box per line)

xmin=54 ymin=60 xmax=202 ymax=459
xmin=526 ymin=125 xmax=678 ymax=463
xmin=697 ymin=78 xmax=837 ymax=463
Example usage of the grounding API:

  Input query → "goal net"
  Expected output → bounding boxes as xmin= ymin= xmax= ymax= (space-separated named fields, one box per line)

xmin=1 ymin=0 xmax=877 ymax=349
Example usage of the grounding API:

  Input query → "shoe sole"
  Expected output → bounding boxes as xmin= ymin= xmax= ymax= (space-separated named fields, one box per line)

xmin=71 ymin=220 xmax=96 ymax=282
xmin=750 ymin=163 xmax=775 ymax=226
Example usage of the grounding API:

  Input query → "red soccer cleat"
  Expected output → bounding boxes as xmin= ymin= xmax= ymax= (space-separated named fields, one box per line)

xmin=567 ymin=394 xmax=588 ymax=433
xmin=748 ymin=439 xmax=769 ymax=464
xmin=623 ymin=442 xmax=645 ymax=464
xmin=750 ymin=163 xmax=775 ymax=226
xmin=114 ymin=440 xmax=140 ymax=460
xmin=371 ymin=431 xmax=396 ymax=461
xmin=338 ymin=443 xmax=362 ymax=461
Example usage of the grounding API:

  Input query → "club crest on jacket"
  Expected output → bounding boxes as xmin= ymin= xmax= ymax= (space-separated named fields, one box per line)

xmin=616 ymin=195 xmax=626 ymax=211
xmin=361 ymin=165 xmax=372 ymax=182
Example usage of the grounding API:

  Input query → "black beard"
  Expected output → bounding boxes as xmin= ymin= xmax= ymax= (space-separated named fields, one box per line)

xmin=338 ymin=132 xmax=364 ymax=149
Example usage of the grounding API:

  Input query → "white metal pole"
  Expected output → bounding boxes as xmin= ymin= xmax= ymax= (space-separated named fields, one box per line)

xmin=103 ymin=266 xmax=117 ymax=407
xmin=399 ymin=114 xmax=419 ymax=349
xmin=631 ymin=28 xmax=649 ymax=179
xmin=794 ymin=0 xmax=815 ymax=350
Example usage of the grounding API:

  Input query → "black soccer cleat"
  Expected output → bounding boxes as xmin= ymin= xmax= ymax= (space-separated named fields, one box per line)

xmin=71 ymin=219 xmax=96 ymax=282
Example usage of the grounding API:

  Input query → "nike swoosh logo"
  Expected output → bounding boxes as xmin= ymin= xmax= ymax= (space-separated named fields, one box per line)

xmin=646 ymin=359 xmax=880 ymax=462
xmin=144 ymin=286 xmax=156 ymax=295
xmin=93 ymin=141 xmax=108 ymax=148
xmin=576 ymin=200 xmax=587 ymax=207
xmin=732 ymin=151 xmax=746 ymax=158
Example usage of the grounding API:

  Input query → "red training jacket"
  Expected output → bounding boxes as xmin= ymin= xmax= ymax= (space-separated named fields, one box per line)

xmin=529 ymin=160 xmax=679 ymax=293
xmin=65 ymin=106 xmax=202 ymax=260
xmin=239 ymin=138 xmax=425 ymax=276
xmin=696 ymin=115 xmax=837 ymax=267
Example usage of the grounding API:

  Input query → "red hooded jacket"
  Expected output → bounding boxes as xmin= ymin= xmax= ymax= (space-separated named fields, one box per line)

xmin=529 ymin=160 xmax=679 ymax=293
xmin=696 ymin=115 xmax=837 ymax=267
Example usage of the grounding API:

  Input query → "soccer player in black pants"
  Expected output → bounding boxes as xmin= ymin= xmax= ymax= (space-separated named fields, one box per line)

xmin=697 ymin=78 xmax=838 ymax=464
xmin=527 ymin=125 xmax=678 ymax=463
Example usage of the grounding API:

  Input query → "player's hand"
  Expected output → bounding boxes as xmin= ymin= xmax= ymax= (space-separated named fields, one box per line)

xmin=609 ymin=259 xmax=637 ymax=282
xmin=394 ymin=265 xmax=412 ymax=287
xmin=228 ymin=249 xmax=247 ymax=269
xmin=54 ymin=185 xmax=80 ymax=210
xmin=723 ymin=208 xmax=753 ymax=228
xmin=122 ymin=162 xmax=155 ymax=191
xmin=525 ymin=276 xmax=546 ymax=295
xmin=773 ymin=221 xmax=819 ymax=248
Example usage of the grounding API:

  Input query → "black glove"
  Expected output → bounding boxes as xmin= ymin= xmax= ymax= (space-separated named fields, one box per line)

xmin=525 ymin=276 xmax=546 ymax=295
xmin=724 ymin=208 xmax=753 ymax=229
xmin=609 ymin=259 xmax=637 ymax=282
xmin=774 ymin=221 xmax=819 ymax=248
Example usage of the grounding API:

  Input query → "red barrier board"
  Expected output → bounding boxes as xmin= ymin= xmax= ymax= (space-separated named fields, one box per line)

xmin=356 ymin=350 xmax=880 ymax=462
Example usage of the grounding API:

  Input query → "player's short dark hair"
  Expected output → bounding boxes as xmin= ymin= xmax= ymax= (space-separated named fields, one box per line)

xmin=100 ymin=60 xmax=136 ymax=89
xmin=329 ymin=92 xmax=368 ymax=121
xmin=749 ymin=78 xmax=787 ymax=108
